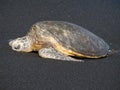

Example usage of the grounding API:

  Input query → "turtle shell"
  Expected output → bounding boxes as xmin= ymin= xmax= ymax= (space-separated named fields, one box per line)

xmin=29 ymin=21 xmax=109 ymax=58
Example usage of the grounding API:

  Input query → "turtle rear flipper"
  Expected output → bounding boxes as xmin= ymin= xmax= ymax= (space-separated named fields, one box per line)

xmin=38 ymin=47 xmax=84 ymax=62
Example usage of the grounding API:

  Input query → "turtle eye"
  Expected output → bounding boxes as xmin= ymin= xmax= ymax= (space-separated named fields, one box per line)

xmin=22 ymin=37 xmax=26 ymax=40
xmin=14 ymin=45 xmax=20 ymax=50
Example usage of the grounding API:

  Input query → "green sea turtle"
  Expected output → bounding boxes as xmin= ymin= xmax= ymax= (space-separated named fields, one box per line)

xmin=9 ymin=21 xmax=110 ymax=62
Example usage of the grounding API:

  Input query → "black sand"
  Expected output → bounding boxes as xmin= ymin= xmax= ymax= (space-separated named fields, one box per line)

xmin=0 ymin=0 xmax=120 ymax=90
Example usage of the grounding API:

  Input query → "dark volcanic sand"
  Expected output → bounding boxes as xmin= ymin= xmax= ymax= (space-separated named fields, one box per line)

xmin=0 ymin=0 xmax=120 ymax=90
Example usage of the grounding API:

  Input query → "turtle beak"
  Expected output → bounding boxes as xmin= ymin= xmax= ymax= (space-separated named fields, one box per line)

xmin=8 ymin=39 xmax=13 ymax=46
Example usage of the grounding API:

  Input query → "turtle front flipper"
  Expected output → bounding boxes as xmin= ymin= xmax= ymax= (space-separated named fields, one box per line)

xmin=38 ymin=47 xmax=84 ymax=62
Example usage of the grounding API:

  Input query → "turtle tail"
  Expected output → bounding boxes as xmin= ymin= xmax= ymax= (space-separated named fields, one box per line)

xmin=107 ymin=49 xmax=120 ymax=56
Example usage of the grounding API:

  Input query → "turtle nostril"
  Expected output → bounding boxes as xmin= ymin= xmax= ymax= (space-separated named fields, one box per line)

xmin=14 ymin=45 xmax=20 ymax=50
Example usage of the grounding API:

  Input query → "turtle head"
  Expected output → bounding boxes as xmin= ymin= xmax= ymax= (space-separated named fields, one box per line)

xmin=9 ymin=36 xmax=32 ymax=52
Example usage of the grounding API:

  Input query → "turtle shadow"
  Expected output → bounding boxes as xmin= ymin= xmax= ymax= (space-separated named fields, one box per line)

xmin=71 ymin=56 xmax=105 ymax=62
